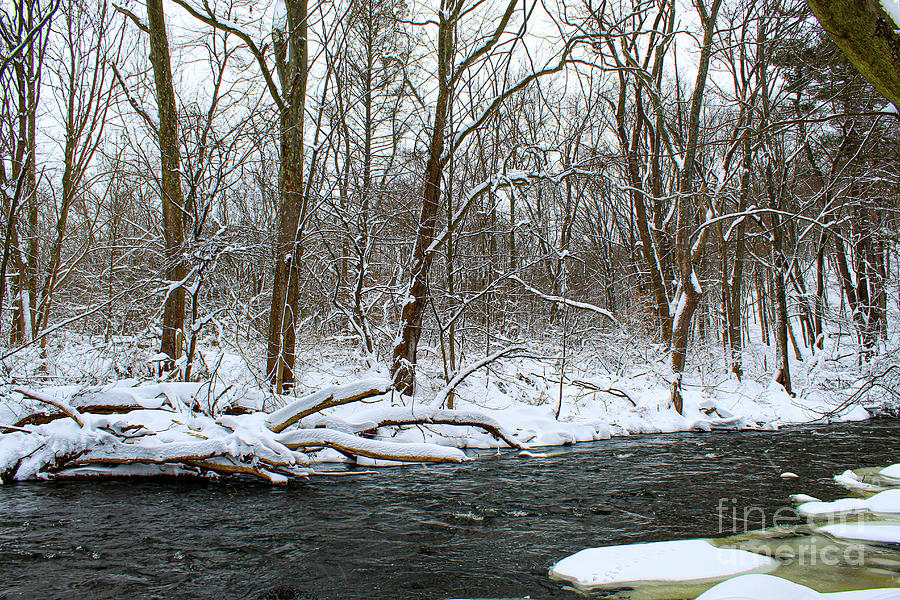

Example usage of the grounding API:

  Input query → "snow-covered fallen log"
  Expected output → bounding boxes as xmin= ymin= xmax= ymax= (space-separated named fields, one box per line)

xmin=1 ymin=378 xmax=490 ymax=484
xmin=58 ymin=438 xmax=304 ymax=484
xmin=13 ymin=384 xmax=182 ymax=426
xmin=350 ymin=405 xmax=525 ymax=450
xmin=266 ymin=377 xmax=392 ymax=433
xmin=276 ymin=428 xmax=467 ymax=463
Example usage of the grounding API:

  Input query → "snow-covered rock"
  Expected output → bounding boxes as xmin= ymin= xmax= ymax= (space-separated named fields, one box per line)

xmin=549 ymin=539 xmax=776 ymax=589
xmin=791 ymin=493 xmax=822 ymax=503
xmin=796 ymin=489 xmax=900 ymax=518
xmin=865 ymin=489 xmax=900 ymax=513
xmin=797 ymin=497 xmax=868 ymax=517
xmin=834 ymin=469 xmax=889 ymax=494
xmin=697 ymin=574 xmax=900 ymax=600
xmin=817 ymin=523 xmax=900 ymax=545
xmin=881 ymin=464 xmax=900 ymax=481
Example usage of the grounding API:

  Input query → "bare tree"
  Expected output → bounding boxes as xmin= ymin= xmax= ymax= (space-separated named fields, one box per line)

xmin=34 ymin=1 xmax=124 ymax=339
xmin=0 ymin=0 xmax=56 ymax=345
xmin=668 ymin=0 xmax=723 ymax=413
xmin=590 ymin=0 xmax=677 ymax=342
xmin=172 ymin=0 xmax=311 ymax=392
xmin=115 ymin=0 xmax=189 ymax=371
xmin=390 ymin=0 xmax=570 ymax=394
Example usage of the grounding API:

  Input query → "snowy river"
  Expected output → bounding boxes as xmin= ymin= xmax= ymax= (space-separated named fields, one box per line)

xmin=0 ymin=419 xmax=897 ymax=599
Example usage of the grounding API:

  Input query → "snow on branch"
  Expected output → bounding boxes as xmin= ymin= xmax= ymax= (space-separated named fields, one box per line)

xmin=16 ymin=388 xmax=85 ymax=428
xmin=691 ymin=207 xmax=851 ymax=246
xmin=275 ymin=428 xmax=467 ymax=463
xmin=167 ymin=0 xmax=286 ymax=113
xmin=110 ymin=63 xmax=159 ymax=134
xmin=508 ymin=275 xmax=619 ymax=324
xmin=0 ymin=377 xmax=481 ymax=484
xmin=0 ymin=369 xmax=554 ymax=484
xmin=425 ymin=161 xmax=594 ymax=259
xmin=1 ymin=286 xmax=139 ymax=361
xmin=444 ymin=52 xmax=570 ymax=164
xmin=0 ymin=0 xmax=59 ymax=78
xmin=432 ymin=345 xmax=528 ymax=409
xmin=266 ymin=377 xmax=392 ymax=433
xmin=357 ymin=406 xmax=525 ymax=450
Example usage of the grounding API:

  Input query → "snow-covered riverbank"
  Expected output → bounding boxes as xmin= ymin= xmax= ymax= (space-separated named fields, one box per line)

xmin=1 ymin=328 xmax=895 ymax=481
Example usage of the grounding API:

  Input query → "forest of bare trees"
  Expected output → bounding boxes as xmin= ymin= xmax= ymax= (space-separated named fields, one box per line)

xmin=1 ymin=0 xmax=898 ymax=420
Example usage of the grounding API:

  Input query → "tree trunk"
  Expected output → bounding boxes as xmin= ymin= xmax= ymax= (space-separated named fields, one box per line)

xmin=669 ymin=0 xmax=723 ymax=414
xmin=391 ymin=132 xmax=447 ymax=395
xmin=728 ymin=128 xmax=750 ymax=379
xmin=266 ymin=0 xmax=309 ymax=392
xmin=814 ymin=234 xmax=826 ymax=349
xmin=771 ymin=217 xmax=792 ymax=394
xmin=390 ymin=8 xmax=453 ymax=395
xmin=621 ymin=85 xmax=672 ymax=341
xmin=805 ymin=0 xmax=900 ymax=108
xmin=146 ymin=0 xmax=186 ymax=372
xmin=8 ymin=4 xmax=41 ymax=346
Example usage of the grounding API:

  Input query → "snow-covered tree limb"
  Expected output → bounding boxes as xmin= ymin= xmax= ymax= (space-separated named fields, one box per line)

xmin=266 ymin=377 xmax=392 ymax=433
xmin=432 ymin=345 xmax=528 ymax=409
xmin=275 ymin=428 xmax=467 ymax=463
xmin=508 ymin=275 xmax=619 ymax=324
xmin=358 ymin=406 xmax=525 ymax=450
xmin=15 ymin=388 xmax=85 ymax=428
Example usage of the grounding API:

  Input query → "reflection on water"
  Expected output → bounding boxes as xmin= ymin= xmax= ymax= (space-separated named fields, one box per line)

xmin=726 ymin=529 xmax=900 ymax=590
xmin=0 ymin=420 xmax=898 ymax=600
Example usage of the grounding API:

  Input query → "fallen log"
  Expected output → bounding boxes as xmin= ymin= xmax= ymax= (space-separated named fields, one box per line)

xmin=15 ymin=388 xmax=86 ymax=428
xmin=266 ymin=377 xmax=392 ymax=433
xmin=353 ymin=406 xmax=525 ymax=450
xmin=276 ymin=428 xmax=468 ymax=463
xmin=2 ymin=373 xmax=527 ymax=484
xmin=13 ymin=386 xmax=173 ymax=427
xmin=55 ymin=439 xmax=308 ymax=484
xmin=14 ymin=413 xmax=63 ymax=427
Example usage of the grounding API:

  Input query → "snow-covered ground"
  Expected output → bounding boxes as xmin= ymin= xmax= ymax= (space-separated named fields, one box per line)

xmin=2 ymin=324 xmax=891 ymax=444
xmin=1 ymin=314 xmax=897 ymax=482
xmin=3 ymin=325 xmax=900 ymax=599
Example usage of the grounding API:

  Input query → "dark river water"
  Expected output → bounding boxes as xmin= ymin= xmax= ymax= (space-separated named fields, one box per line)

xmin=0 ymin=419 xmax=897 ymax=600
